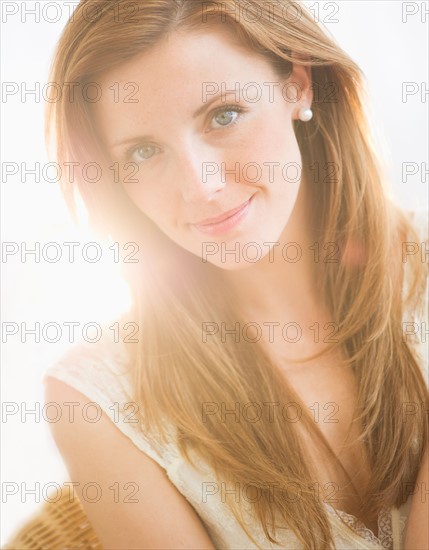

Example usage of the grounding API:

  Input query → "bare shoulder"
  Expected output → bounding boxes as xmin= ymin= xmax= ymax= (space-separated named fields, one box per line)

xmin=44 ymin=377 xmax=215 ymax=549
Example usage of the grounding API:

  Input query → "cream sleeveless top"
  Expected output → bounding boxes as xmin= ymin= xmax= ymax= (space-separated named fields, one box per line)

xmin=42 ymin=210 xmax=428 ymax=550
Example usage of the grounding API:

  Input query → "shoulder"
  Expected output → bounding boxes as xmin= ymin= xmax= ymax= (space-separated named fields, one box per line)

xmin=43 ymin=379 xmax=217 ymax=550
xmin=43 ymin=324 xmax=169 ymax=469
xmin=43 ymin=324 xmax=133 ymax=406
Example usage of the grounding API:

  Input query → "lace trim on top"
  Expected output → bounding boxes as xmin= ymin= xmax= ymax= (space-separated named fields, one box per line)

xmin=325 ymin=504 xmax=399 ymax=549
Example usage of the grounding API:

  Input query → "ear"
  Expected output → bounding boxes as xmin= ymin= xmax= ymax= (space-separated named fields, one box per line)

xmin=284 ymin=56 xmax=313 ymax=121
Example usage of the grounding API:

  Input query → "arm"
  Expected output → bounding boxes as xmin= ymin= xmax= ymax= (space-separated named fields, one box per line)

xmin=404 ymin=447 xmax=429 ymax=550
xmin=44 ymin=377 xmax=216 ymax=550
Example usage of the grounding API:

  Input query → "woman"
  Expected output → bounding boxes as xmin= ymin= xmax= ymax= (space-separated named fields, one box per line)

xmin=43 ymin=0 xmax=428 ymax=548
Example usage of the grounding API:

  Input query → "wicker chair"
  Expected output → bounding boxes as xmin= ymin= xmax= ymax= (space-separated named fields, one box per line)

xmin=3 ymin=484 xmax=102 ymax=550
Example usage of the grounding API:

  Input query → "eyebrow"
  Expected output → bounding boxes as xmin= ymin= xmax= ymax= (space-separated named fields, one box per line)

xmin=193 ymin=90 xmax=239 ymax=119
xmin=110 ymin=91 xmax=240 ymax=149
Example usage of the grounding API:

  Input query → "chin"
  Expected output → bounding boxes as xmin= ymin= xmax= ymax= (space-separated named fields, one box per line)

xmin=197 ymin=242 xmax=277 ymax=271
xmin=206 ymin=258 xmax=259 ymax=271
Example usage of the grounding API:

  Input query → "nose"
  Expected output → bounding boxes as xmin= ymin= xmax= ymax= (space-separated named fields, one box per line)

xmin=173 ymin=143 xmax=227 ymax=204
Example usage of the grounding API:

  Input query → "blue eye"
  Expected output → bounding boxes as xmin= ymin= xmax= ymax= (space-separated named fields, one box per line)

xmin=130 ymin=144 xmax=159 ymax=163
xmin=211 ymin=105 xmax=244 ymax=130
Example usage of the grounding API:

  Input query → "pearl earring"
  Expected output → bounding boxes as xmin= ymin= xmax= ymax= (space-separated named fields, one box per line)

xmin=298 ymin=108 xmax=313 ymax=122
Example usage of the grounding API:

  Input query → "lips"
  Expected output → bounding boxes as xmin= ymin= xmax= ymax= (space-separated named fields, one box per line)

xmin=191 ymin=196 xmax=253 ymax=236
xmin=193 ymin=199 xmax=252 ymax=227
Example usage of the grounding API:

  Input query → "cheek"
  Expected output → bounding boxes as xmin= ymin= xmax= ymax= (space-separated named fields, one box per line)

xmin=243 ymin=117 xmax=302 ymax=226
xmin=123 ymin=183 xmax=176 ymax=230
xmin=232 ymin=115 xmax=300 ymax=179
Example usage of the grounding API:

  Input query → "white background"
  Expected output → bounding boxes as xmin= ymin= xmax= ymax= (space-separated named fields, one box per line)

xmin=1 ymin=0 xmax=428 ymax=543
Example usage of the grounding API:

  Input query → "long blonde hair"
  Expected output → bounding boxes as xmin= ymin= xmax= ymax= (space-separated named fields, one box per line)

xmin=46 ymin=1 xmax=428 ymax=548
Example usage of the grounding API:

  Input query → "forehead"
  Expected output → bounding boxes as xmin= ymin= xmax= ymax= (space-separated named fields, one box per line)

xmin=92 ymin=27 xmax=278 ymax=127
xmin=100 ymin=25 xmax=267 ymax=86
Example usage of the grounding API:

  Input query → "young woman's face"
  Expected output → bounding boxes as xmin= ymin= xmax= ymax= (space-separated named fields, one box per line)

xmin=94 ymin=26 xmax=313 ymax=270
